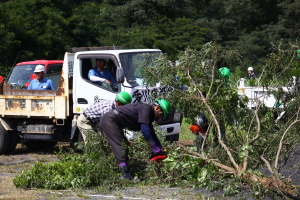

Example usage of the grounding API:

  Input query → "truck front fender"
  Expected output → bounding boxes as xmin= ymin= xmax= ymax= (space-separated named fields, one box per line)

xmin=0 ymin=118 xmax=13 ymax=131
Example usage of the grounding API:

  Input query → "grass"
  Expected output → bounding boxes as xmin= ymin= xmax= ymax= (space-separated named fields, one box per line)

xmin=0 ymin=143 xmax=73 ymax=199
xmin=178 ymin=118 xmax=195 ymax=145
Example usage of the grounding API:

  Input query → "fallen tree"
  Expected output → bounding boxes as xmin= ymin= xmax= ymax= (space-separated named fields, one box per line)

xmin=142 ymin=42 xmax=300 ymax=199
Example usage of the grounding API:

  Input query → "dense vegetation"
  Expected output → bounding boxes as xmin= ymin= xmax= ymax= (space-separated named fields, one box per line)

xmin=0 ymin=0 xmax=299 ymax=76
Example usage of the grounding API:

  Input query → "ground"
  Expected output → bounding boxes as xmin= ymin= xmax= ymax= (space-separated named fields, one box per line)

xmin=279 ymin=145 xmax=300 ymax=186
xmin=0 ymin=143 xmax=299 ymax=199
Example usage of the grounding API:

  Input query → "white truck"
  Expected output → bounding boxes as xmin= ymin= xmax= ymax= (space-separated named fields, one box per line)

xmin=237 ymin=77 xmax=299 ymax=122
xmin=0 ymin=47 xmax=183 ymax=154
xmin=237 ymin=77 xmax=298 ymax=109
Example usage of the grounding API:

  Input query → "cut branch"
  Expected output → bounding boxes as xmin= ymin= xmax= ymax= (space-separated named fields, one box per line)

xmin=177 ymin=143 xmax=235 ymax=173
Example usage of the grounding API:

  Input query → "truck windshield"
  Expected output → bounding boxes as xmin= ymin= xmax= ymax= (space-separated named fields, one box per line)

xmin=119 ymin=51 xmax=161 ymax=87
xmin=7 ymin=65 xmax=37 ymax=87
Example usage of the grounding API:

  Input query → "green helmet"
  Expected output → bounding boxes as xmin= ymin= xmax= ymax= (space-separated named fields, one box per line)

xmin=116 ymin=92 xmax=132 ymax=105
xmin=156 ymin=99 xmax=172 ymax=117
xmin=297 ymin=49 xmax=300 ymax=59
xmin=219 ymin=67 xmax=230 ymax=79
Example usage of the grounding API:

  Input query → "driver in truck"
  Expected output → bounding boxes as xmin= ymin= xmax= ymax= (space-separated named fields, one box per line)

xmin=27 ymin=65 xmax=55 ymax=90
xmin=88 ymin=59 xmax=116 ymax=86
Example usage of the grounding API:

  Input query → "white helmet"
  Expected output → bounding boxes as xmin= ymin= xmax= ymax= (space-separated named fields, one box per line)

xmin=248 ymin=67 xmax=254 ymax=71
xmin=34 ymin=65 xmax=45 ymax=72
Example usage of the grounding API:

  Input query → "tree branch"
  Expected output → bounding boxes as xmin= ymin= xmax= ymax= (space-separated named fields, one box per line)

xmin=177 ymin=143 xmax=236 ymax=173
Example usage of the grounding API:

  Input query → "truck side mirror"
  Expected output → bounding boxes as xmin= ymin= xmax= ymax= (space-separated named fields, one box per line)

xmin=116 ymin=68 xmax=124 ymax=83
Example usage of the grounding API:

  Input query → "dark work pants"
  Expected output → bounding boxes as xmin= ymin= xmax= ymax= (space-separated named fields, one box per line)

xmin=100 ymin=111 xmax=128 ymax=164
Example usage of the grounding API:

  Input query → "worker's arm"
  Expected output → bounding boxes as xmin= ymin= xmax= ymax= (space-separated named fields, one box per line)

xmin=88 ymin=68 xmax=106 ymax=82
xmin=140 ymin=123 xmax=162 ymax=149
xmin=89 ymin=75 xmax=106 ymax=82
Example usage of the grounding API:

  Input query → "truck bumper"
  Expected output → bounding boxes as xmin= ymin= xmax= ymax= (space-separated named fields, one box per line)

xmin=160 ymin=122 xmax=181 ymax=136
xmin=18 ymin=125 xmax=56 ymax=134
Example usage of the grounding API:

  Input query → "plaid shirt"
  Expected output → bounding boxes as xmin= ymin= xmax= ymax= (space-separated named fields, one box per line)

xmin=83 ymin=99 xmax=116 ymax=123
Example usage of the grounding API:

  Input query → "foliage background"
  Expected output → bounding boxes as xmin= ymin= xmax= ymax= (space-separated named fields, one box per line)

xmin=0 ymin=0 xmax=299 ymax=76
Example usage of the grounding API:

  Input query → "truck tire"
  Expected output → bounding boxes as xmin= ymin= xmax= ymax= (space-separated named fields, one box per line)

xmin=0 ymin=123 xmax=10 ymax=154
xmin=5 ymin=131 xmax=19 ymax=154
xmin=24 ymin=140 xmax=58 ymax=151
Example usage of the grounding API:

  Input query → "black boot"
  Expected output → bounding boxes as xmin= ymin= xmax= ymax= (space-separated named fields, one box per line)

xmin=120 ymin=165 xmax=141 ymax=182
xmin=120 ymin=165 xmax=134 ymax=180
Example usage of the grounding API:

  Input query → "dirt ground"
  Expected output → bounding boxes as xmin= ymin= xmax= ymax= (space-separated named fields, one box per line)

xmin=0 ymin=143 xmax=299 ymax=200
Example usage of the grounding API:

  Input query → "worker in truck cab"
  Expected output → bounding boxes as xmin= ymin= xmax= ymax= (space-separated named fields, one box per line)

xmin=27 ymin=65 xmax=55 ymax=90
xmin=77 ymin=91 xmax=132 ymax=141
xmin=100 ymin=99 xmax=172 ymax=181
xmin=88 ymin=59 xmax=116 ymax=86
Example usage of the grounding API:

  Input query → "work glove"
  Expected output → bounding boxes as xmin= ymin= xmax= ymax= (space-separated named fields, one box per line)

xmin=149 ymin=148 xmax=168 ymax=163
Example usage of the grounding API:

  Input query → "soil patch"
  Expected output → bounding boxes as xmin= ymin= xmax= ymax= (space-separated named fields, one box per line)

xmin=279 ymin=145 xmax=300 ymax=187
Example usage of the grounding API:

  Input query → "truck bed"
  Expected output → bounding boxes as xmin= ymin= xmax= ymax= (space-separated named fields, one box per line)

xmin=0 ymin=84 xmax=67 ymax=119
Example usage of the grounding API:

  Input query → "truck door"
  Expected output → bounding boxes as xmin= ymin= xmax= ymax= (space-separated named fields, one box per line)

xmin=72 ymin=54 xmax=120 ymax=114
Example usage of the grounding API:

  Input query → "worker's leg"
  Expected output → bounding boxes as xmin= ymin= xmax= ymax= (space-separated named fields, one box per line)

xmin=100 ymin=112 xmax=128 ymax=164
xmin=101 ymin=112 xmax=137 ymax=181
xmin=96 ymin=122 xmax=105 ymax=137
xmin=77 ymin=113 xmax=96 ymax=141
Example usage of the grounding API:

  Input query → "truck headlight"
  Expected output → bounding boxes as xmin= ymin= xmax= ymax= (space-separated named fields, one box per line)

xmin=173 ymin=110 xmax=182 ymax=123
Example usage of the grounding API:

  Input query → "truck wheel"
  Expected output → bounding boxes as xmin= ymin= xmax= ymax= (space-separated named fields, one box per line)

xmin=5 ymin=131 xmax=19 ymax=154
xmin=24 ymin=140 xmax=58 ymax=151
xmin=0 ymin=123 xmax=10 ymax=154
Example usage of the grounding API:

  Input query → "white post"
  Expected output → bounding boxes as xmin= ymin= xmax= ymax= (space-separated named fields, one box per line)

xmin=239 ymin=78 xmax=246 ymax=87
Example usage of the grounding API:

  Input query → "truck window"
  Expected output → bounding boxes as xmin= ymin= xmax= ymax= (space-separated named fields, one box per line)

xmin=44 ymin=64 xmax=63 ymax=90
xmin=80 ymin=58 xmax=118 ymax=91
xmin=119 ymin=52 xmax=160 ymax=87
xmin=46 ymin=64 xmax=63 ymax=74
xmin=7 ymin=65 xmax=36 ymax=88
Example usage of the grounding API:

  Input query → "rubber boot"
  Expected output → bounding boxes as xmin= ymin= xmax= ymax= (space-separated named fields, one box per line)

xmin=120 ymin=166 xmax=133 ymax=180
xmin=119 ymin=166 xmax=140 ymax=182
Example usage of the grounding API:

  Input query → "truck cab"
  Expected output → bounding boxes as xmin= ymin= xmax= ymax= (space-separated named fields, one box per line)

xmin=7 ymin=60 xmax=63 ymax=89
xmin=68 ymin=48 xmax=182 ymax=141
